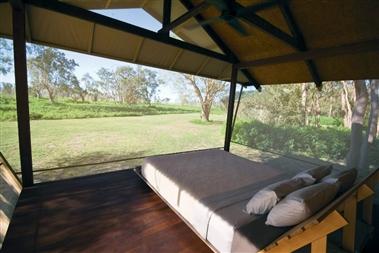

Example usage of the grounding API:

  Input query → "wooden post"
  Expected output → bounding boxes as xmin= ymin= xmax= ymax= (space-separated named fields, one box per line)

xmin=12 ymin=1 xmax=34 ymax=187
xmin=311 ymin=236 xmax=327 ymax=253
xmin=342 ymin=195 xmax=357 ymax=252
xmin=224 ymin=65 xmax=238 ymax=151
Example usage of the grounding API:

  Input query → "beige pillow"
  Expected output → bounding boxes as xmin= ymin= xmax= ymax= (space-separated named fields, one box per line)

xmin=265 ymin=182 xmax=339 ymax=227
xmin=245 ymin=177 xmax=314 ymax=215
xmin=321 ymin=168 xmax=357 ymax=194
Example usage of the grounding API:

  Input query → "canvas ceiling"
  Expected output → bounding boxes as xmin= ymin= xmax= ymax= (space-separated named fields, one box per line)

xmin=1 ymin=0 xmax=378 ymax=86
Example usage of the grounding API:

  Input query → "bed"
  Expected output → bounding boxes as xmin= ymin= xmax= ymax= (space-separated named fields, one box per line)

xmin=140 ymin=149 xmax=301 ymax=253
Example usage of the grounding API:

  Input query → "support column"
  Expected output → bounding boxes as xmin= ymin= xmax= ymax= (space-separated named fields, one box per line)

xmin=12 ymin=2 xmax=34 ymax=186
xmin=224 ymin=65 xmax=238 ymax=151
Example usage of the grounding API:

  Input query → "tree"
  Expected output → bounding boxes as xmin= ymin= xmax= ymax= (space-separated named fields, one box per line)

xmin=183 ymin=74 xmax=227 ymax=121
xmin=345 ymin=80 xmax=379 ymax=174
xmin=28 ymin=46 xmax=78 ymax=103
xmin=114 ymin=66 xmax=136 ymax=103
xmin=0 ymin=82 xmax=14 ymax=96
xmin=0 ymin=39 xmax=12 ymax=75
xmin=97 ymin=67 xmax=117 ymax=100
xmin=81 ymin=73 xmax=101 ymax=101
xmin=341 ymin=81 xmax=354 ymax=128
xmin=136 ymin=67 xmax=161 ymax=105
xmin=70 ymin=75 xmax=87 ymax=102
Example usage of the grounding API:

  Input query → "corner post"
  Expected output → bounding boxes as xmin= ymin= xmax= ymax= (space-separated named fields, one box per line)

xmin=12 ymin=1 xmax=34 ymax=186
xmin=224 ymin=64 xmax=238 ymax=151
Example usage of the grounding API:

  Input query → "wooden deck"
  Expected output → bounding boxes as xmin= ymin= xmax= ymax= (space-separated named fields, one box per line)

xmin=2 ymin=169 xmax=212 ymax=253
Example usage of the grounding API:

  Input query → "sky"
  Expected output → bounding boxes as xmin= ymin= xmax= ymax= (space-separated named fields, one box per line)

xmin=1 ymin=8 xmax=185 ymax=102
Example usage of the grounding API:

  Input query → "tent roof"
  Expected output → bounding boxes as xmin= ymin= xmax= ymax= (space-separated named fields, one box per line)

xmin=1 ymin=0 xmax=379 ymax=87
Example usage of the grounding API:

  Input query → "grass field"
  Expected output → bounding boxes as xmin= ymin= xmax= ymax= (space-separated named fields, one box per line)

xmin=0 ymin=113 xmax=226 ymax=174
xmin=0 ymin=96 xmax=224 ymax=121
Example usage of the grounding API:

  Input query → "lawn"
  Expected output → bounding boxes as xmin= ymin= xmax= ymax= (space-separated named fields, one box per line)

xmin=0 ymin=96 xmax=224 ymax=121
xmin=0 ymin=113 xmax=226 ymax=176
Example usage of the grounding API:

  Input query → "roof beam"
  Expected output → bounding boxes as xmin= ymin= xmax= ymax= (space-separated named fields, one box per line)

xmin=278 ymin=0 xmax=322 ymax=89
xmin=160 ymin=0 xmax=172 ymax=36
xmin=180 ymin=0 xmax=261 ymax=90
xmin=24 ymin=0 xmax=232 ymax=63
xmin=236 ymin=3 xmax=299 ymax=49
xmin=159 ymin=1 xmax=209 ymax=34
xmin=87 ymin=23 xmax=95 ymax=53
xmin=237 ymin=39 xmax=379 ymax=68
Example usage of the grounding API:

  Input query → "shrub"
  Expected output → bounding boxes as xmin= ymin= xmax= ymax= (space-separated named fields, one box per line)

xmin=232 ymin=120 xmax=351 ymax=160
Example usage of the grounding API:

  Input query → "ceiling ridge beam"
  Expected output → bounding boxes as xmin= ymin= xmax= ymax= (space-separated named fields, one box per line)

xmin=24 ymin=0 xmax=232 ymax=63
xmin=278 ymin=0 xmax=322 ymax=89
xmin=179 ymin=0 xmax=261 ymax=90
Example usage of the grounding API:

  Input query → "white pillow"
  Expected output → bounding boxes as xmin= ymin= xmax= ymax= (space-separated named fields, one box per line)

xmin=245 ymin=177 xmax=314 ymax=215
xmin=265 ymin=182 xmax=339 ymax=227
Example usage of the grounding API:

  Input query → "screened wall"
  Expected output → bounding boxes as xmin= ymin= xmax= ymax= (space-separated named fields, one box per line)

xmin=231 ymin=82 xmax=379 ymax=179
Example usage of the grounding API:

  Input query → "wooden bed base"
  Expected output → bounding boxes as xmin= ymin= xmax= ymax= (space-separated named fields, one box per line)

xmin=261 ymin=168 xmax=379 ymax=253
xmin=134 ymin=167 xmax=219 ymax=253
xmin=136 ymin=165 xmax=378 ymax=253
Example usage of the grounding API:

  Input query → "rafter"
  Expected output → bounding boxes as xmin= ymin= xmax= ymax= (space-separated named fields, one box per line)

xmin=180 ymin=0 xmax=261 ymax=90
xmin=87 ymin=23 xmax=95 ymax=53
xmin=133 ymin=37 xmax=144 ymax=62
xmin=24 ymin=0 xmax=232 ymax=63
xmin=160 ymin=1 xmax=209 ymax=34
xmin=160 ymin=0 xmax=172 ymax=36
xmin=278 ymin=0 xmax=322 ymax=89
xmin=235 ymin=2 xmax=299 ymax=49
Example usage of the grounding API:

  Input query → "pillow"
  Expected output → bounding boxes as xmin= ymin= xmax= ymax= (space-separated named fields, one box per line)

xmin=292 ymin=172 xmax=316 ymax=185
xmin=321 ymin=168 xmax=357 ymax=194
xmin=265 ymin=182 xmax=339 ymax=227
xmin=245 ymin=177 xmax=314 ymax=215
xmin=295 ymin=165 xmax=333 ymax=182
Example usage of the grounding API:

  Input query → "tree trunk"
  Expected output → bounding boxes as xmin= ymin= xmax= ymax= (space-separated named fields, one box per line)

xmin=328 ymin=97 xmax=333 ymax=117
xmin=342 ymin=81 xmax=353 ymax=128
xmin=346 ymin=80 xmax=368 ymax=170
xmin=201 ymin=103 xmax=211 ymax=121
xmin=315 ymin=91 xmax=321 ymax=127
xmin=46 ymin=88 xmax=55 ymax=103
xmin=359 ymin=80 xmax=379 ymax=171
xmin=301 ymin=83 xmax=308 ymax=125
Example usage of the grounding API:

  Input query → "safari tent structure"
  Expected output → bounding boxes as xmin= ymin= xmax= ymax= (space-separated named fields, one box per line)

xmin=1 ymin=0 xmax=379 ymax=252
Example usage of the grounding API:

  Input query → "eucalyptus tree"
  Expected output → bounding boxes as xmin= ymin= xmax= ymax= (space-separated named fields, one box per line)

xmin=28 ymin=46 xmax=78 ymax=103
xmin=183 ymin=74 xmax=227 ymax=121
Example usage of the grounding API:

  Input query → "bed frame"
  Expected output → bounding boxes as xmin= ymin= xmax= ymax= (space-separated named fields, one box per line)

xmin=136 ymin=165 xmax=378 ymax=253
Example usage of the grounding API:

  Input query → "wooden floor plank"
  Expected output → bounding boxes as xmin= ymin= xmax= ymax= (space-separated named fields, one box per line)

xmin=2 ymin=170 xmax=212 ymax=253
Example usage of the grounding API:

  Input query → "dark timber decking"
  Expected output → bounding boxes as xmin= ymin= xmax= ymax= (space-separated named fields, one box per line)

xmin=2 ymin=169 xmax=212 ymax=253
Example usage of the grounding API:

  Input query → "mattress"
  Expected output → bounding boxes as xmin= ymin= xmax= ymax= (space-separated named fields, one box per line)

xmin=141 ymin=149 xmax=296 ymax=253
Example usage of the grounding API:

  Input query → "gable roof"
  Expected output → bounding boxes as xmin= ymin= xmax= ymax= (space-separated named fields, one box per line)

xmin=1 ymin=0 xmax=378 ymax=87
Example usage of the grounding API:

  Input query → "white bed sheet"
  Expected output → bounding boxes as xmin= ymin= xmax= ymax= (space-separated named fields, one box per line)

xmin=141 ymin=149 xmax=291 ymax=252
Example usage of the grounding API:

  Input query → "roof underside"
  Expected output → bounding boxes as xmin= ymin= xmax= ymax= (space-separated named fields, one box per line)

xmin=1 ymin=0 xmax=379 ymax=86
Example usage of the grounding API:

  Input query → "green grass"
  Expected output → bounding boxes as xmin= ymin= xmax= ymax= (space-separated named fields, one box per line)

xmin=0 ymin=113 xmax=226 ymax=173
xmin=189 ymin=119 xmax=224 ymax=125
xmin=0 ymin=96 xmax=224 ymax=121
